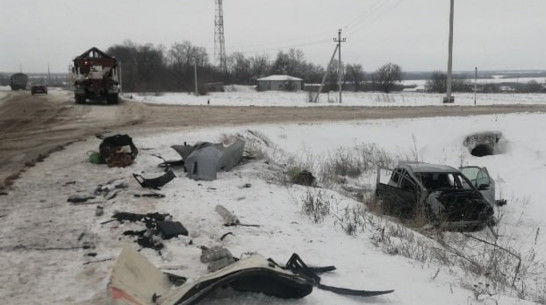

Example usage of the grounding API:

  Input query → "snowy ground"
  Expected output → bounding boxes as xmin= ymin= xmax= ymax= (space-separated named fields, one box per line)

xmin=2 ymin=102 xmax=546 ymax=304
xmin=129 ymin=86 xmax=546 ymax=107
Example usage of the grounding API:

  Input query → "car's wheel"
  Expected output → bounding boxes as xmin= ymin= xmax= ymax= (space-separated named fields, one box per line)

xmin=107 ymin=93 xmax=119 ymax=104
xmin=75 ymin=95 xmax=85 ymax=104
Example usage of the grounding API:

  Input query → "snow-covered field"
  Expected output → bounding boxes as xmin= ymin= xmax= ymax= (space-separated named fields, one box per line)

xmin=2 ymin=92 xmax=546 ymax=305
xmin=130 ymin=87 xmax=546 ymax=107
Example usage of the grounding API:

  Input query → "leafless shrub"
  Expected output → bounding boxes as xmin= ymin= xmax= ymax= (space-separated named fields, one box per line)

xmin=333 ymin=203 xmax=367 ymax=236
xmin=318 ymin=144 xmax=396 ymax=189
xmin=301 ymin=189 xmax=333 ymax=224
xmin=337 ymin=194 xmax=544 ymax=303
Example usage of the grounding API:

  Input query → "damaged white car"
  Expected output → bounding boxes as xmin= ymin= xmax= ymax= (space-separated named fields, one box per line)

xmin=375 ymin=162 xmax=497 ymax=229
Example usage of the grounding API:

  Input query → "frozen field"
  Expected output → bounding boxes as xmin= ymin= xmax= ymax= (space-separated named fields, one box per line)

xmin=130 ymin=86 xmax=546 ymax=107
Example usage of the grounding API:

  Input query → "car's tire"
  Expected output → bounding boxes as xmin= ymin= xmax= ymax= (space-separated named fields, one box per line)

xmin=75 ymin=95 xmax=85 ymax=104
xmin=107 ymin=93 xmax=119 ymax=104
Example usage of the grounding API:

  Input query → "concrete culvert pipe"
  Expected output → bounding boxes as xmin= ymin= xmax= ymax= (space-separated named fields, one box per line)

xmin=464 ymin=132 xmax=504 ymax=157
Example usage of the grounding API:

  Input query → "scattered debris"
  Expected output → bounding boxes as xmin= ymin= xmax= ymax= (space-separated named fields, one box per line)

xmin=157 ymin=221 xmax=188 ymax=239
xmin=171 ymin=139 xmax=245 ymax=181
xmin=94 ymin=183 xmax=128 ymax=197
xmin=133 ymin=169 xmax=175 ymax=190
xmin=165 ymin=273 xmax=187 ymax=286
xmin=0 ymin=191 xmax=7 ymax=196
xmin=98 ymin=134 xmax=138 ymax=167
xmin=214 ymin=204 xmax=260 ymax=227
xmin=154 ymin=154 xmax=185 ymax=168
xmin=83 ymin=258 xmax=114 ymax=265
xmin=200 ymin=246 xmax=236 ymax=272
xmin=95 ymin=205 xmax=104 ymax=216
xmin=215 ymin=204 xmax=240 ymax=226
xmin=69 ymin=182 xmax=128 ymax=205
xmin=88 ymin=151 xmax=102 ymax=164
xmin=67 ymin=195 xmax=96 ymax=204
xmin=110 ymin=212 xmax=187 ymax=252
xmin=220 ymin=232 xmax=234 ymax=241
xmin=133 ymin=193 xmax=166 ymax=199
xmin=107 ymin=245 xmax=393 ymax=305
xmin=112 ymin=212 xmax=170 ymax=224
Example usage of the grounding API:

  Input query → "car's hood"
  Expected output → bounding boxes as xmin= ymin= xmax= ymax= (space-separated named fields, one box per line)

xmin=428 ymin=189 xmax=493 ymax=223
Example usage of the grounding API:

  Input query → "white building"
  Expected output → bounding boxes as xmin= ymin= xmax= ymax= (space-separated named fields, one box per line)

xmin=256 ymin=75 xmax=303 ymax=91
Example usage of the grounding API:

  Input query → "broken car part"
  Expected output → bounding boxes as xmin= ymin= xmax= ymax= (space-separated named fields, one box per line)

xmin=171 ymin=139 xmax=245 ymax=181
xmin=214 ymin=204 xmax=240 ymax=226
xmin=99 ymin=134 xmax=138 ymax=167
xmin=108 ymin=245 xmax=393 ymax=305
xmin=133 ymin=169 xmax=175 ymax=190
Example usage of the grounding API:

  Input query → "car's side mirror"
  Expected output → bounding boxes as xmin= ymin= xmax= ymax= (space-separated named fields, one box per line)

xmin=478 ymin=184 xmax=490 ymax=190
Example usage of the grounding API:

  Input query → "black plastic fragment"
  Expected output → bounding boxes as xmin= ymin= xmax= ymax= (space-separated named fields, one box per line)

xmin=133 ymin=169 xmax=175 ymax=190
xmin=157 ymin=221 xmax=188 ymax=239
xmin=67 ymin=195 xmax=96 ymax=204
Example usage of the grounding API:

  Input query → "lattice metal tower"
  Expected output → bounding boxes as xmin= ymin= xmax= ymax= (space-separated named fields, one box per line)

xmin=214 ymin=0 xmax=227 ymax=72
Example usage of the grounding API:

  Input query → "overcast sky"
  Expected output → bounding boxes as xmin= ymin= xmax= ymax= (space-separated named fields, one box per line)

xmin=1 ymin=0 xmax=545 ymax=73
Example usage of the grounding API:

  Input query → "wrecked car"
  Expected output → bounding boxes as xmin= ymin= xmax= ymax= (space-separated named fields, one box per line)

xmin=375 ymin=162 xmax=495 ymax=229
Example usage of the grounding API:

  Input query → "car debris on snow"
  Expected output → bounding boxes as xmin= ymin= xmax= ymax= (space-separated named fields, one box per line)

xmin=214 ymin=204 xmax=240 ymax=226
xmin=133 ymin=169 xmax=176 ymax=189
xmin=109 ymin=212 xmax=188 ymax=252
xmin=97 ymin=134 xmax=139 ymax=167
xmin=170 ymin=139 xmax=245 ymax=181
xmin=107 ymin=244 xmax=394 ymax=305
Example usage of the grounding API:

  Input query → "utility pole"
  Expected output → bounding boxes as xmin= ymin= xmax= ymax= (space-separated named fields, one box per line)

xmin=334 ymin=29 xmax=346 ymax=103
xmin=194 ymin=62 xmax=198 ymax=96
xmin=445 ymin=0 xmax=455 ymax=103
xmin=474 ymin=67 xmax=477 ymax=105
xmin=118 ymin=60 xmax=123 ymax=94
xmin=313 ymin=45 xmax=339 ymax=103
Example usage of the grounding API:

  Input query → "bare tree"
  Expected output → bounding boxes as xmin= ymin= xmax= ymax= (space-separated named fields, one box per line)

xmin=373 ymin=63 xmax=402 ymax=93
xmin=168 ymin=41 xmax=209 ymax=68
xmin=425 ymin=71 xmax=471 ymax=93
xmin=227 ymin=52 xmax=251 ymax=84
xmin=249 ymin=55 xmax=271 ymax=79
xmin=345 ymin=64 xmax=365 ymax=92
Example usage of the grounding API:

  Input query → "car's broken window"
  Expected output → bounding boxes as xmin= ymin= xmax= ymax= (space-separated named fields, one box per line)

xmin=475 ymin=169 xmax=491 ymax=188
xmin=390 ymin=169 xmax=401 ymax=184
xmin=416 ymin=172 xmax=473 ymax=191
xmin=399 ymin=171 xmax=416 ymax=191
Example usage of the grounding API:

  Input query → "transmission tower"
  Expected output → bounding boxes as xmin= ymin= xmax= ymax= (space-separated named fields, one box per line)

xmin=214 ymin=0 xmax=227 ymax=72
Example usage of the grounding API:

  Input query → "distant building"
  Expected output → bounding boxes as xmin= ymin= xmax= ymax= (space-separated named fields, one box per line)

xmin=256 ymin=75 xmax=303 ymax=91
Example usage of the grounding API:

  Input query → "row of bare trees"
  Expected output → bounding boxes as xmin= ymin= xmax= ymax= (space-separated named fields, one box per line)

xmin=104 ymin=40 xmax=405 ymax=93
